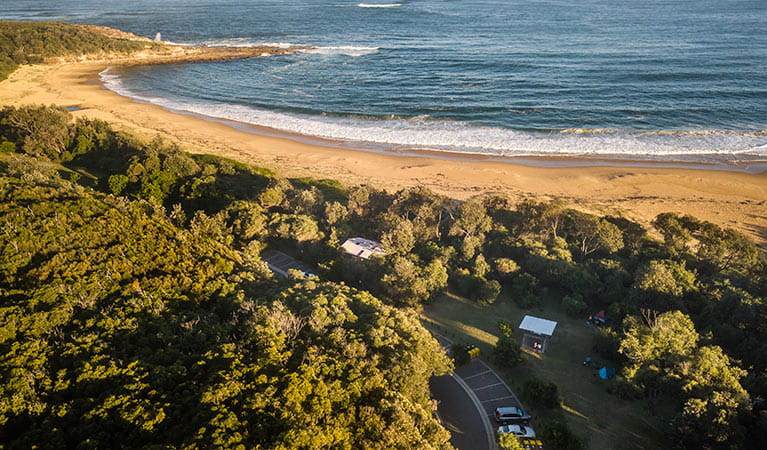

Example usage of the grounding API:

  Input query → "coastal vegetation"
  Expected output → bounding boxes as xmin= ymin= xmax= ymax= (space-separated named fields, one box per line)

xmin=0 ymin=21 xmax=159 ymax=81
xmin=1 ymin=104 xmax=765 ymax=448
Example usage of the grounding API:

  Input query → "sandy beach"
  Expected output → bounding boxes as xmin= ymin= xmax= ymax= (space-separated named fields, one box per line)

xmin=1 ymin=56 xmax=765 ymax=245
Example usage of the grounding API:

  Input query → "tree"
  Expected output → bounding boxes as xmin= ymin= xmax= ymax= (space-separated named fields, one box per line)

xmin=0 ymin=105 xmax=72 ymax=159
xmin=450 ymin=200 xmax=492 ymax=239
xmin=499 ymin=433 xmax=524 ymax=450
xmin=108 ymin=174 xmax=129 ymax=195
xmin=568 ymin=212 xmax=624 ymax=257
xmin=381 ymin=218 xmax=416 ymax=255
xmin=632 ymin=259 xmax=697 ymax=310
xmin=697 ymin=222 xmax=760 ymax=274
xmin=562 ymin=294 xmax=587 ymax=317
xmin=653 ymin=212 xmax=695 ymax=254
xmin=517 ymin=199 xmax=566 ymax=238
xmin=475 ymin=278 xmax=501 ymax=305
xmin=380 ymin=257 xmax=447 ymax=306
xmin=494 ymin=257 xmax=520 ymax=279
xmin=523 ymin=378 xmax=561 ymax=409
xmin=494 ymin=323 xmax=524 ymax=368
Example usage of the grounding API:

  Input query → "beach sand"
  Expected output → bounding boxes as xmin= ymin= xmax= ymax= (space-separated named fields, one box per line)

xmin=1 ymin=58 xmax=766 ymax=245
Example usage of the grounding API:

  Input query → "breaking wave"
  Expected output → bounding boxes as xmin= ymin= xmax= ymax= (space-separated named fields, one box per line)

xmin=98 ymin=66 xmax=767 ymax=163
xmin=357 ymin=3 xmax=402 ymax=8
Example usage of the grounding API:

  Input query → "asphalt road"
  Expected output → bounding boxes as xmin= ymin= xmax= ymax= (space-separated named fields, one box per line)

xmin=431 ymin=374 xmax=490 ymax=450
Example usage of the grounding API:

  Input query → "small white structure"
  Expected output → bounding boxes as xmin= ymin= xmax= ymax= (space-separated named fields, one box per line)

xmin=341 ymin=237 xmax=385 ymax=260
xmin=518 ymin=315 xmax=558 ymax=353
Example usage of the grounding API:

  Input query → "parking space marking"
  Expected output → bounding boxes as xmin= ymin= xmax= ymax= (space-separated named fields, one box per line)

xmin=481 ymin=395 xmax=515 ymax=403
xmin=461 ymin=369 xmax=492 ymax=380
xmin=474 ymin=382 xmax=505 ymax=391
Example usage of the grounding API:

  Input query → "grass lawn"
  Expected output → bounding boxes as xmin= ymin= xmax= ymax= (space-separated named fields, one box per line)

xmin=422 ymin=289 xmax=669 ymax=450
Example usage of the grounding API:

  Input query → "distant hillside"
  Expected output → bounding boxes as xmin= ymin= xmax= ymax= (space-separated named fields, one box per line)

xmin=0 ymin=20 xmax=162 ymax=80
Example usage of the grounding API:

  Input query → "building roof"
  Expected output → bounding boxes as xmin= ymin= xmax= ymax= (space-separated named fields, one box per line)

xmin=341 ymin=237 xmax=385 ymax=259
xmin=518 ymin=315 xmax=558 ymax=337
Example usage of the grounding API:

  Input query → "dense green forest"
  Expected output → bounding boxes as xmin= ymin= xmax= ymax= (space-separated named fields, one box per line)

xmin=1 ymin=105 xmax=766 ymax=448
xmin=0 ymin=21 xmax=160 ymax=80
xmin=0 ymin=107 xmax=451 ymax=448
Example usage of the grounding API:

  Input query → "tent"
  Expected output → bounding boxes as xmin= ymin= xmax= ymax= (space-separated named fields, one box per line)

xmin=598 ymin=367 xmax=616 ymax=380
xmin=594 ymin=310 xmax=607 ymax=324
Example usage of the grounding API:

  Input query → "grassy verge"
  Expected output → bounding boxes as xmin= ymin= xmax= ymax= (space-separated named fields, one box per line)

xmin=422 ymin=289 xmax=668 ymax=450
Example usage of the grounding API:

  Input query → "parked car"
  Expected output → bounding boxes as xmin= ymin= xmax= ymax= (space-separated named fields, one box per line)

xmin=498 ymin=424 xmax=536 ymax=438
xmin=494 ymin=406 xmax=532 ymax=425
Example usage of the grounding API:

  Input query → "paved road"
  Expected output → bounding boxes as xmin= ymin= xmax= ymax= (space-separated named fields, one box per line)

xmin=454 ymin=358 xmax=523 ymax=424
xmin=430 ymin=331 xmax=528 ymax=450
xmin=431 ymin=374 xmax=490 ymax=450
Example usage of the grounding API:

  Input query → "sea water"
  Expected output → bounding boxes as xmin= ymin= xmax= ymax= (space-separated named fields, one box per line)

xmin=3 ymin=0 xmax=767 ymax=164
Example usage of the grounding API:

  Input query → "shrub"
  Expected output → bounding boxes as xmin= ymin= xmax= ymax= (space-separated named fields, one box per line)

xmin=499 ymin=432 xmax=524 ymax=450
xmin=474 ymin=278 xmax=501 ymax=305
xmin=497 ymin=319 xmax=514 ymax=337
xmin=608 ymin=377 xmax=640 ymax=400
xmin=539 ymin=417 xmax=584 ymax=450
xmin=451 ymin=343 xmax=470 ymax=366
xmin=511 ymin=273 xmax=539 ymax=308
xmin=0 ymin=140 xmax=15 ymax=153
xmin=592 ymin=327 xmax=622 ymax=362
xmin=522 ymin=378 xmax=561 ymax=409
xmin=107 ymin=174 xmax=129 ymax=195
xmin=495 ymin=257 xmax=520 ymax=279
xmin=494 ymin=334 xmax=524 ymax=368
xmin=562 ymin=294 xmax=587 ymax=316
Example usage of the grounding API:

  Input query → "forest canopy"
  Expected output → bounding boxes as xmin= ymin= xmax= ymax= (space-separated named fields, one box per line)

xmin=1 ymin=105 xmax=765 ymax=448
xmin=0 ymin=20 xmax=160 ymax=81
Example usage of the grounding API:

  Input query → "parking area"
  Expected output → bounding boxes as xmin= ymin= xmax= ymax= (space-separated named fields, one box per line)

xmin=454 ymin=359 xmax=523 ymax=421
xmin=261 ymin=250 xmax=315 ymax=278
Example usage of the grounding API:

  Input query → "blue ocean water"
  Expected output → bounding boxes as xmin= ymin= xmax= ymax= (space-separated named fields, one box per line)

xmin=4 ymin=0 xmax=767 ymax=161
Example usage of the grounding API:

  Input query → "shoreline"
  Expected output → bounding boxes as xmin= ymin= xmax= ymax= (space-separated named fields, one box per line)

xmin=100 ymin=65 xmax=767 ymax=175
xmin=1 ymin=53 xmax=766 ymax=245
xmin=143 ymin=102 xmax=767 ymax=175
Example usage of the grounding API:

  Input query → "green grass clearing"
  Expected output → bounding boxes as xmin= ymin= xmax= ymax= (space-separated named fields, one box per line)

xmin=422 ymin=290 xmax=669 ymax=450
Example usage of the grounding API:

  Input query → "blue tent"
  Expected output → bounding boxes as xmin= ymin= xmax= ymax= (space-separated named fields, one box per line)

xmin=598 ymin=367 xmax=616 ymax=380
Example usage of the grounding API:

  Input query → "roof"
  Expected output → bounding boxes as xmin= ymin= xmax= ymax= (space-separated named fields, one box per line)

xmin=341 ymin=237 xmax=385 ymax=259
xmin=518 ymin=315 xmax=558 ymax=336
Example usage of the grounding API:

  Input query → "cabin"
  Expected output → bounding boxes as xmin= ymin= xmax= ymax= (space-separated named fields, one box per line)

xmin=341 ymin=237 xmax=386 ymax=260
xmin=518 ymin=315 xmax=558 ymax=353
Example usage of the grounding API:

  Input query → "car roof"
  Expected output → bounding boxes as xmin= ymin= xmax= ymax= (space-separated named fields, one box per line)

xmin=496 ymin=406 xmax=522 ymax=414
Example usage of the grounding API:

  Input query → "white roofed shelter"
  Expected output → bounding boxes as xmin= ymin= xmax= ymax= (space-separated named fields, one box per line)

xmin=518 ymin=315 xmax=558 ymax=353
xmin=341 ymin=237 xmax=386 ymax=260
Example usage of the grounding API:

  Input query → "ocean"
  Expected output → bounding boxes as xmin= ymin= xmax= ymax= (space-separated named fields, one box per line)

xmin=3 ymin=0 xmax=767 ymax=164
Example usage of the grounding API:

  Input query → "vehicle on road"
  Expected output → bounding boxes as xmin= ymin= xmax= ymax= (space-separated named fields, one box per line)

xmin=498 ymin=424 xmax=536 ymax=438
xmin=494 ymin=406 xmax=532 ymax=425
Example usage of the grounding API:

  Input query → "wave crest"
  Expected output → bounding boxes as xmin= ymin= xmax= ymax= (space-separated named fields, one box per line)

xmin=98 ymin=68 xmax=767 ymax=161
xmin=357 ymin=3 xmax=402 ymax=8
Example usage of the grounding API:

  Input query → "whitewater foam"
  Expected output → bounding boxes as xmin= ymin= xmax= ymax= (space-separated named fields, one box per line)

xmin=300 ymin=46 xmax=379 ymax=57
xmin=357 ymin=3 xmax=402 ymax=8
xmin=178 ymin=38 xmax=378 ymax=57
xmin=96 ymin=67 xmax=767 ymax=162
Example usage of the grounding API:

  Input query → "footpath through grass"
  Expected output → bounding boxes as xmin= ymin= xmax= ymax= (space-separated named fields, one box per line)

xmin=422 ymin=290 xmax=668 ymax=450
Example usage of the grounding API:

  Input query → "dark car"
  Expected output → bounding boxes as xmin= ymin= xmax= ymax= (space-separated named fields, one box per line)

xmin=494 ymin=406 xmax=532 ymax=425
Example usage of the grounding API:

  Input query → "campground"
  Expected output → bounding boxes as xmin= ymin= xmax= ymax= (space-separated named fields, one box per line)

xmin=422 ymin=289 xmax=669 ymax=450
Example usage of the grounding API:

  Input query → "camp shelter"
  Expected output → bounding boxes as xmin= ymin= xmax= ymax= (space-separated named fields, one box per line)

xmin=518 ymin=315 xmax=558 ymax=353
